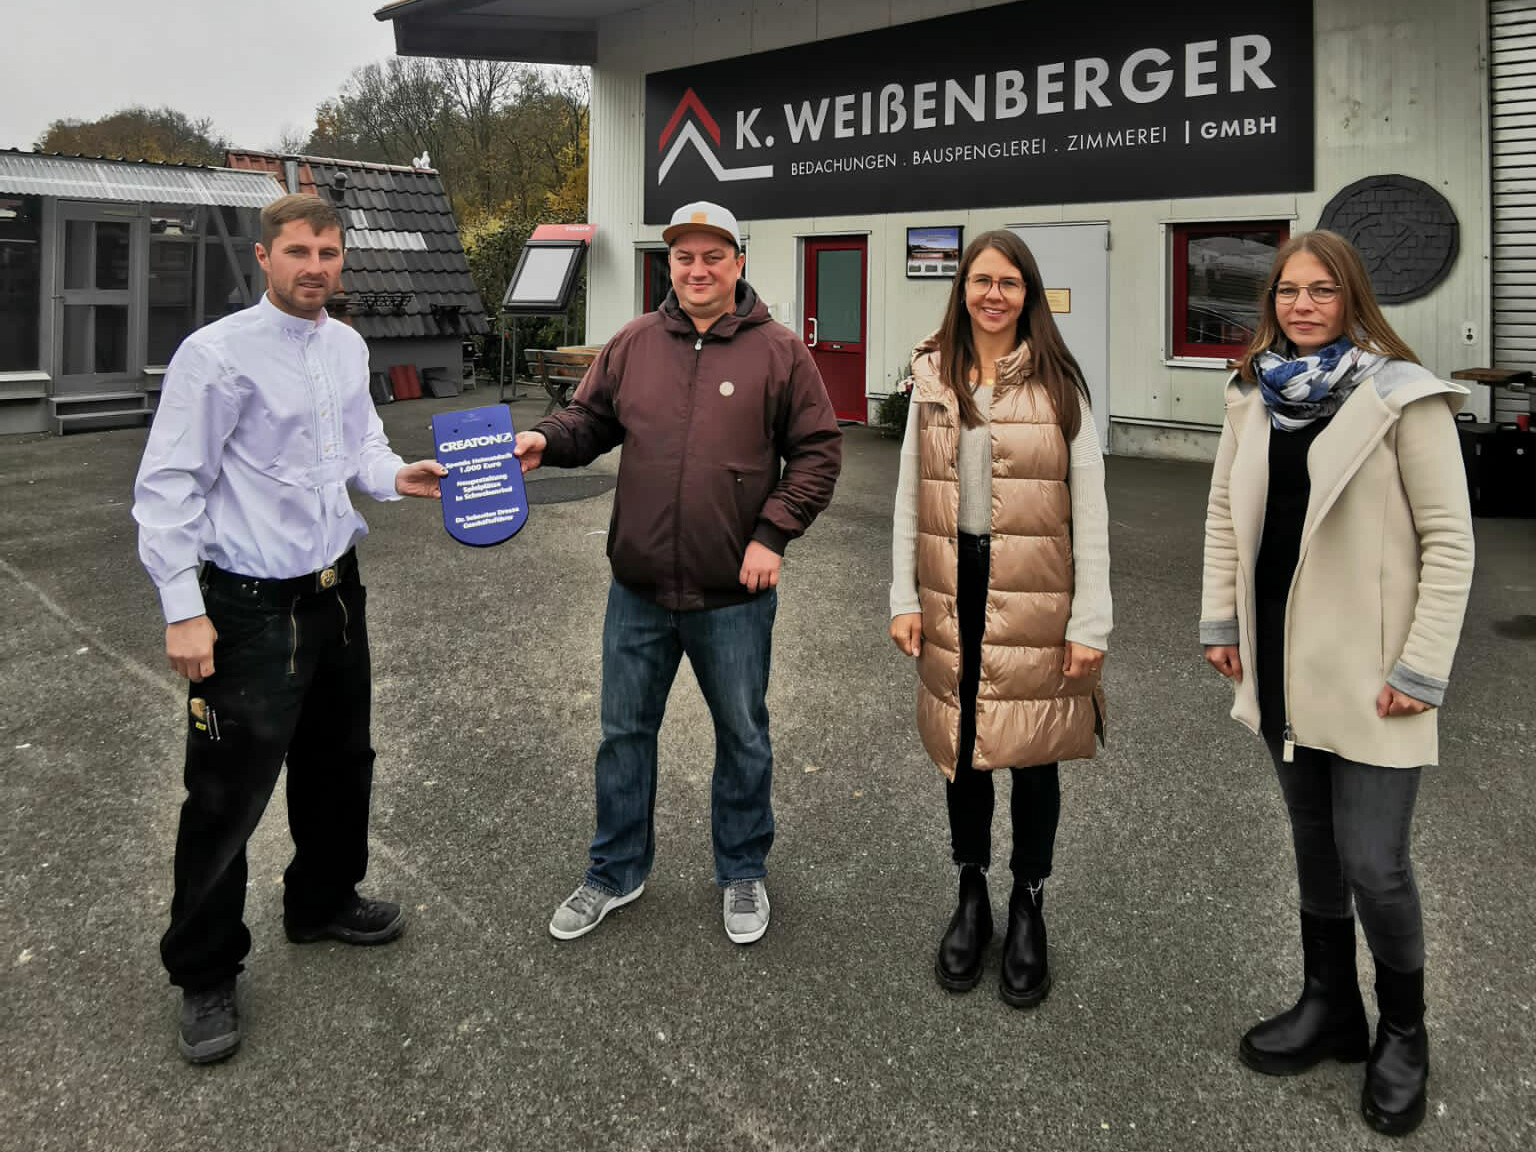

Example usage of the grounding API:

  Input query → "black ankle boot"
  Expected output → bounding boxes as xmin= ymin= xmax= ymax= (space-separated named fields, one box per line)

xmin=1240 ymin=911 xmax=1369 ymax=1075
xmin=1362 ymin=963 xmax=1429 ymax=1136
xmin=935 ymin=864 xmax=992 ymax=992
xmin=999 ymin=878 xmax=1050 ymax=1009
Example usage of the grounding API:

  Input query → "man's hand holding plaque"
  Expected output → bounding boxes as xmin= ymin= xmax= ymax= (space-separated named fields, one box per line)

xmin=513 ymin=431 xmax=546 ymax=473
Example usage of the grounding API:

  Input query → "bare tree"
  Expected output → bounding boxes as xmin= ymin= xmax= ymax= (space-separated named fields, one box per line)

xmin=299 ymin=59 xmax=589 ymax=223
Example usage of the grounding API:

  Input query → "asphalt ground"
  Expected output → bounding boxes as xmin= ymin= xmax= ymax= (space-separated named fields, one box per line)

xmin=1 ymin=390 xmax=1532 ymax=1152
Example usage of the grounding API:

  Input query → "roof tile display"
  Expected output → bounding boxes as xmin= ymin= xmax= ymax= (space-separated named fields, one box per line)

xmin=225 ymin=150 xmax=489 ymax=340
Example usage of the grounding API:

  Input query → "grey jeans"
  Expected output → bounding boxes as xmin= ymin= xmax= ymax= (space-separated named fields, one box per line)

xmin=1265 ymin=739 xmax=1425 ymax=973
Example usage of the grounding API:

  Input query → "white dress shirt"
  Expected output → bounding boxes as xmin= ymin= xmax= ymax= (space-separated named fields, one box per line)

xmin=133 ymin=294 xmax=404 ymax=624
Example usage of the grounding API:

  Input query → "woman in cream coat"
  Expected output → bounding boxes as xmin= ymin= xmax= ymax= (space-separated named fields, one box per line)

xmin=1200 ymin=230 xmax=1474 ymax=1137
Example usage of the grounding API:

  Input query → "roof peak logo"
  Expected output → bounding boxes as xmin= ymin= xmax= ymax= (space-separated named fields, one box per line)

xmin=657 ymin=88 xmax=774 ymax=186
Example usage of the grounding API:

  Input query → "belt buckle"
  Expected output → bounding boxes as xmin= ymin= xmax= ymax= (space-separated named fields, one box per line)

xmin=318 ymin=565 xmax=338 ymax=590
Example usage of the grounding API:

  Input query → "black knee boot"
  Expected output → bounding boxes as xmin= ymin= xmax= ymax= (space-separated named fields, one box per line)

xmin=1362 ymin=962 xmax=1429 ymax=1136
xmin=999 ymin=878 xmax=1050 ymax=1009
xmin=935 ymin=865 xmax=991 ymax=992
xmin=1240 ymin=911 xmax=1369 ymax=1075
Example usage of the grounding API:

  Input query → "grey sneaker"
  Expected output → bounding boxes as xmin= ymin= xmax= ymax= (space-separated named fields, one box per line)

xmin=548 ymin=881 xmax=644 ymax=940
xmin=723 ymin=879 xmax=770 ymax=944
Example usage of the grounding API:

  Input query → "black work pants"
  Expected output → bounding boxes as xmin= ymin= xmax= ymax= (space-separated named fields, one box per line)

xmin=944 ymin=533 xmax=1061 ymax=879
xmin=160 ymin=555 xmax=375 ymax=991
xmin=1256 ymin=597 xmax=1425 ymax=973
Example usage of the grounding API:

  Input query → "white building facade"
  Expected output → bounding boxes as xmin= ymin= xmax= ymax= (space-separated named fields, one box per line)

xmin=381 ymin=0 xmax=1533 ymax=459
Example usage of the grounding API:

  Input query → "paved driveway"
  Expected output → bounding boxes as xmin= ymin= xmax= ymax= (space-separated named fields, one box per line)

xmin=2 ymin=395 xmax=1531 ymax=1151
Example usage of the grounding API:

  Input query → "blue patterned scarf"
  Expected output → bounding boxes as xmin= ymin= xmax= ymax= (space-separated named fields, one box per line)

xmin=1254 ymin=337 xmax=1384 ymax=431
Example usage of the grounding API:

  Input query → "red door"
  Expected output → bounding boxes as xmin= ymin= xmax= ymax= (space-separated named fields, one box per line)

xmin=803 ymin=236 xmax=867 ymax=421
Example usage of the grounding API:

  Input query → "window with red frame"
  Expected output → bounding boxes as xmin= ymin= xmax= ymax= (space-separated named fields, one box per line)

xmin=1170 ymin=222 xmax=1289 ymax=360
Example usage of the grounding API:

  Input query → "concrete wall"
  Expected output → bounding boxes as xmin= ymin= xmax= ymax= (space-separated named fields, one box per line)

xmin=366 ymin=337 xmax=464 ymax=382
xmin=587 ymin=0 xmax=1491 ymax=459
xmin=0 ymin=395 xmax=48 ymax=436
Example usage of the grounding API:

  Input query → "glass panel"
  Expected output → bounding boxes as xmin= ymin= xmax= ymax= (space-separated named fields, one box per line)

xmin=149 ymin=238 xmax=198 ymax=364
xmin=235 ymin=208 xmax=260 ymax=238
xmin=644 ymin=250 xmax=670 ymax=312
xmin=507 ymin=246 xmax=580 ymax=304
xmin=202 ymin=238 xmax=254 ymax=324
xmin=150 ymin=204 xmax=199 ymax=236
xmin=64 ymin=219 xmax=93 ymax=290
xmin=213 ymin=206 xmax=260 ymax=242
xmin=0 ymin=195 xmax=41 ymax=371
xmin=63 ymin=304 xmax=90 ymax=375
xmin=95 ymin=222 xmax=131 ymax=290
xmin=94 ymin=305 xmax=128 ymax=373
xmin=815 ymin=249 xmax=862 ymax=342
xmin=1183 ymin=228 xmax=1285 ymax=348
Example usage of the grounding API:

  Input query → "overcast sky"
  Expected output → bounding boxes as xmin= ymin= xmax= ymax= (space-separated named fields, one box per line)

xmin=1 ymin=0 xmax=401 ymax=153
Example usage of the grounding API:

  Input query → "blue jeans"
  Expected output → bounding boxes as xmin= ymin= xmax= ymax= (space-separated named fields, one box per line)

xmin=586 ymin=580 xmax=777 ymax=894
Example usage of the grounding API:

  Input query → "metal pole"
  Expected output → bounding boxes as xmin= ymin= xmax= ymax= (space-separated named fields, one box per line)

xmin=497 ymin=312 xmax=507 ymax=401
xmin=510 ymin=318 xmax=522 ymax=401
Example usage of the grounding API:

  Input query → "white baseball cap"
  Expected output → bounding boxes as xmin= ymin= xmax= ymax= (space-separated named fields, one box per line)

xmin=662 ymin=201 xmax=742 ymax=248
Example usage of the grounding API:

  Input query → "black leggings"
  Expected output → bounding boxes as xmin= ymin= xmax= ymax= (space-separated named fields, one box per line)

xmin=944 ymin=532 xmax=1061 ymax=879
xmin=1266 ymin=738 xmax=1425 ymax=973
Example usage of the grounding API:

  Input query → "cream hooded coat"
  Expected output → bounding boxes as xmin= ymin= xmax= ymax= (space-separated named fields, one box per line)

xmin=1199 ymin=361 xmax=1475 ymax=767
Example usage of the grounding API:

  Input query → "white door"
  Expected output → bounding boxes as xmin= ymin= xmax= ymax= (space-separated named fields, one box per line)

xmin=1008 ymin=223 xmax=1109 ymax=451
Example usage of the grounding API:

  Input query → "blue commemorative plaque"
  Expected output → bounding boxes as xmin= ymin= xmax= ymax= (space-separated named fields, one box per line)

xmin=431 ymin=404 xmax=530 ymax=546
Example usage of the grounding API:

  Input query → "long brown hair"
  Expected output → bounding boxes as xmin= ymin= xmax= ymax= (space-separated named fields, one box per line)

xmin=936 ymin=230 xmax=1088 ymax=435
xmin=1236 ymin=229 xmax=1419 ymax=381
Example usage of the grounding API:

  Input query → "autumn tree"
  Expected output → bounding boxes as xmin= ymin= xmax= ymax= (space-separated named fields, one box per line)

xmin=294 ymin=58 xmax=590 ymax=338
xmin=300 ymin=60 xmax=588 ymax=225
xmin=35 ymin=106 xmax=229 ymax=165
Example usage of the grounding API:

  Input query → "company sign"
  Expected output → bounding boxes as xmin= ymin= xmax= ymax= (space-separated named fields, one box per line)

xmin=643 ymin=1 xmax=1312 ymax=223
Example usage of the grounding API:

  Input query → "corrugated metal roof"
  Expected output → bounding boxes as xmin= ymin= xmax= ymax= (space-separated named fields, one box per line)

xmin=0 ymin=152 xmax=284 ymax=208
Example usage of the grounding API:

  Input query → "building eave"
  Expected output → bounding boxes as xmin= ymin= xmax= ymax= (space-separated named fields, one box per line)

xmin=374 ymin=0 xmax=627 ymax=65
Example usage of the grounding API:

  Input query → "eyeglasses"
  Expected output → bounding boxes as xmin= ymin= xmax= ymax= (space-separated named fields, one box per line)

xmin=1273 ymin=282 xmax=1341 ymax=304
xmin=966 ymin=274 xmax=1024 ymax=298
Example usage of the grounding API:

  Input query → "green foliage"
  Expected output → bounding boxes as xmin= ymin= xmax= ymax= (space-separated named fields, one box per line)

xmin=35 ymin=106 xmax=228 ymax=165
xmin=877 ymin=372 xmax=914 ymax=430
xmin=298 ymin=58 xmax=592 ymax=343
xmin=301 ymin=60 xmax=588 ymax=225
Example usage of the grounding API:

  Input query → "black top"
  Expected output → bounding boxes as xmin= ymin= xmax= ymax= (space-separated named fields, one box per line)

xmin=1255 ymin=416 xmax=1332 ymax=738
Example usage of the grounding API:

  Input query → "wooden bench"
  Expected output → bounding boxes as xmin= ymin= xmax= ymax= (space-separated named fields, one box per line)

xmin=528 ymin=348 xmax=598 ymax=414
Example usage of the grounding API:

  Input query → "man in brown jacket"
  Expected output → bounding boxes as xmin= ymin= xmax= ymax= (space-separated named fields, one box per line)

xmin=513 ymin=201 xmax=841 ymax=945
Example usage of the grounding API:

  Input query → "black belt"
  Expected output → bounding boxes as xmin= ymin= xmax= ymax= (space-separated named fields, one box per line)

xmin=202 ymin=548 xmax=358 ymax=607
xmin=958 ymin=532 xmax=990 ymax=552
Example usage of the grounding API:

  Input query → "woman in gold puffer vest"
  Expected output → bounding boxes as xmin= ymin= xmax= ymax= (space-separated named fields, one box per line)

xmin=890 ymin=230 xmax=1110 ymax=1007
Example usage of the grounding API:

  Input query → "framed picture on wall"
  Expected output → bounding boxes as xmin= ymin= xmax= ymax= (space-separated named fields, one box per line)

xmin=906 ymin=226 xmax=963 ymax=278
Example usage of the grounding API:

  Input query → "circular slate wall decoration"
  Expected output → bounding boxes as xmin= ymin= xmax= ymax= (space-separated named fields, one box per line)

xmin=1316 ymin=175 xmax=1459 ymax=304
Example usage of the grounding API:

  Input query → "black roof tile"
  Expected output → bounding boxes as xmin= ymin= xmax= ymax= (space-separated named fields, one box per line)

xmin=298 ymin=155 xmax=486 ymax=342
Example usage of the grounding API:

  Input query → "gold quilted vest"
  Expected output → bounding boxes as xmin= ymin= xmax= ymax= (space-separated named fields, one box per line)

xmin=911 ymin=343 xmax=1102 ymax=778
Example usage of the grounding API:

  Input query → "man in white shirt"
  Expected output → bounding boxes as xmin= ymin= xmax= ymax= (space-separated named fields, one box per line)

xmin=133 ymin=193 xmax=445 ymax=1064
